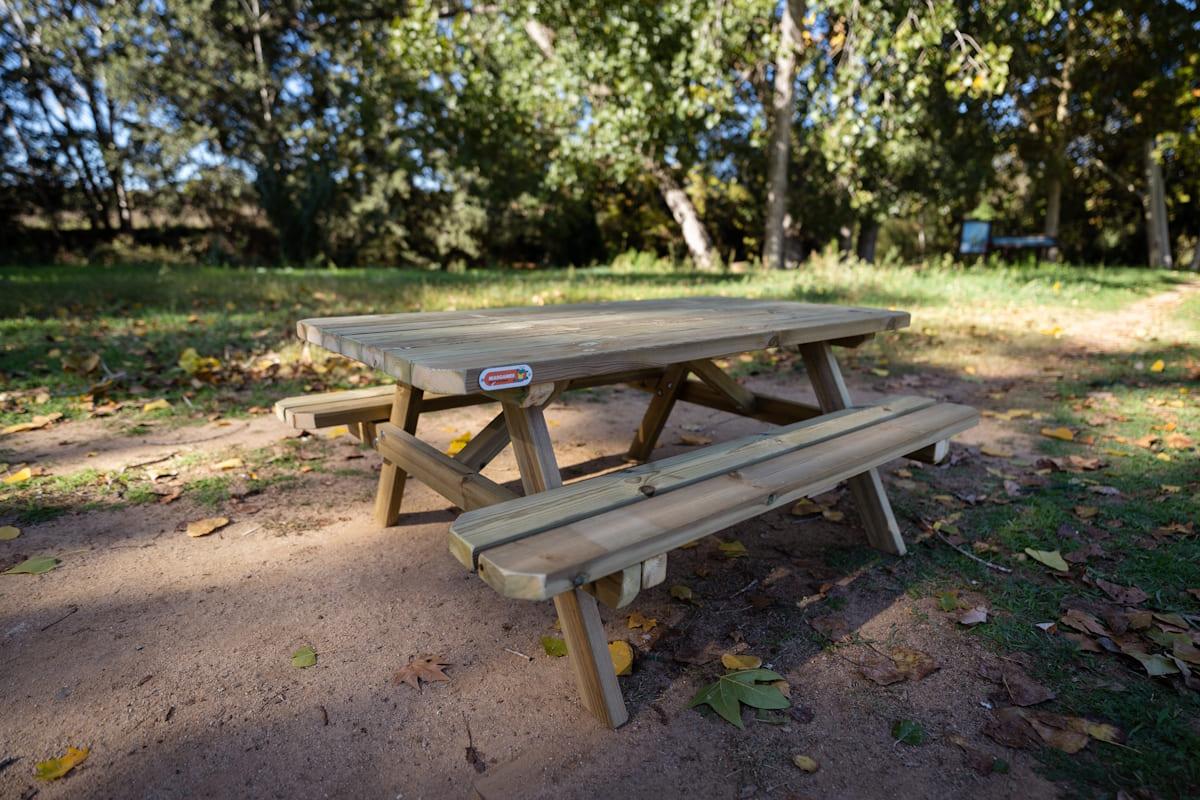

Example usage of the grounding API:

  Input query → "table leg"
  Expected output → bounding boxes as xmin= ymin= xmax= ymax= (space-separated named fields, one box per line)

xmin=626 ymin=363 xmax=688 ymax=461
xmin=799 ymin=342 xmax=906 ymax=556
xmin=502 ymin=399 xmax=629 ymax=729
xmin=373 ymin=384 xmax=423 ymax=527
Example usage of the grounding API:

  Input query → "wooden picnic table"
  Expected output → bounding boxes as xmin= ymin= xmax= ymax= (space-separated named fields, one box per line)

xmin=277 ymin=297 xmax=977 ymax=728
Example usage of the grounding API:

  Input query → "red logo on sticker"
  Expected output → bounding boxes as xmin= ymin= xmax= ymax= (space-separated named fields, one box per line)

xmin=479 ymin=364 xmax=533 ymax=389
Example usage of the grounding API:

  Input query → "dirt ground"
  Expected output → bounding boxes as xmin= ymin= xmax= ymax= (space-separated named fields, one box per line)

xmin=1 ymin=335 xmax=1090 ymax=800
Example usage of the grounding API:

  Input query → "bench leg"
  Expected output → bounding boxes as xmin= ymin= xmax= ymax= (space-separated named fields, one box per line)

xmin=627 ymin=363 xmax=688 ymax=461
xmin=799 ymin=342 xmax=906 ymax=556
xmin=503 ymin=400 xmax=630 ymax=729
xmin=373 ymin=384 xmax=423 ymax=527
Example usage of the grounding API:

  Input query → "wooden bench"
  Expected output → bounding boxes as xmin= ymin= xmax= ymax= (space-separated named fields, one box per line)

xmin=445 ymin=395 xmax=977 ymax=726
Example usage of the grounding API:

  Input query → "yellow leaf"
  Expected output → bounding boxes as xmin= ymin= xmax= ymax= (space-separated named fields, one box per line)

xmin=35 ymin=746 xmax=89 ymax=781
xmin=790 ymin=498 xmax=822 ymax=517
xmin=1040 ymin=426 xmax=1075 ymax=441
xmin=678 ymin=432 xmax=713 ymax=446
xmin=178 ymin=348 xmax=221 ymax=376
xmin=771 ymin=679 xmax=791 ymax=698
xmin=323 ymin=425 xmax=350 ymax=439
xmin=980 ymin=445 xmax=1013 ymax=458
xmin=1149 ymin=359 xmax=1165 ymax=373
xmin=821 ymin=508 xmax=845 ymax=522
xmin=627 ymin=612 xmax=657 ymax=631
xmin=187 ymin=516 xmax=230 ymax=537
xmin=609 ymin=640 xmax=633 ymax=676
xmin=1074 ymin=505 xmax=1098 ymax=519
xmin=0 ymin=525 xmax=19 ymax=540
xmin=214 ymin=458 xmax=244 ymax=471
xmin=670 ymin=584 xmax=695 ymax=603
xmin=1025 ymin=548 xmax=1070 ymax=572
xmin=718 ymin=539 xmax=748 ymax=558
xmin=3 ymin=467 xmax=33 ymax=485
xmin=870 ymin=368 xmax=889 ymax=377
xmin=142 ymin=398 xmax=171 ymax=413
xmin=721 ymin=653 xmax=762 ymax=670
xmin=446 ymin=431 xmax=472 ymax=455
xmin=792 ymin=754 xmax=820 ymax=773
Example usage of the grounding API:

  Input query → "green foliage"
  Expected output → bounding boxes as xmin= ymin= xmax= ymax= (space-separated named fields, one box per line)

xmin=688 ymin=668 xmax=790 ymax=728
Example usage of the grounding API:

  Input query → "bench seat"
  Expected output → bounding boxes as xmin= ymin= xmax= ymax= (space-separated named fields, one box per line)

xmin=449 ymin=395 xmax=977 ymax=601
xmin=274 ymin=385 xmax=495 ymax=430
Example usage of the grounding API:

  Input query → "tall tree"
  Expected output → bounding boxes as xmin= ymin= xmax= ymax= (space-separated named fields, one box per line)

xmin=762 ymin=0 xmax=805 ymax=270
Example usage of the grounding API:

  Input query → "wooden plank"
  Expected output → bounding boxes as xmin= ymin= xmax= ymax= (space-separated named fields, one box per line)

xmin=475 ymin=402 xmax=978 ymax=600
xmin=686 ymin=359 xmax=757 ymax=413
xmin=454 ymin=412 xmax=510 ymax=471
xmin=502 ymin=402 xmax=629 ymax=729
xmin=373 ymin=385 xmax=423 ymax=527
xmin=450 ymin=396 xmax=936 ymax=569
xmin=296 ymin=299 xmax=911 ymax=395
xmin=907 ymin=438 xmax=950 ymax=465
xmin=375 ymin=425 xmax=518 ymax=511
xmin=641 ymin=553 xmax=668 ymax=589
xmin=800 ymin=341 xmax=905 ymax=555
xmin=627 ymin=364 xmax=688 ymax=462
xmin=581 ymin=566 xmax=641 ymax=609
xmin=630 ymin=377 xmax=822 ymax=426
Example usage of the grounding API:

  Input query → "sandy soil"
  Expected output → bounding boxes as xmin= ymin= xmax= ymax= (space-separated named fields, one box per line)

xmin=0 ymin=337 xmax=1082 ymax=800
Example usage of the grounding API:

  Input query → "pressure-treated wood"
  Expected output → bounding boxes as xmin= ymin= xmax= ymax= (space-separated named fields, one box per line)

xmin=375 ymin=424 xmax=517 ymax=511
xmin=581 ymin=566 xmax=642 ymax=609
xmin=503 ymin=402 xmax=628 ymax=729
xmin=275 ymin=385 xmax=493 ymax=430
xmin=472 ymin=401 xmax=977 ymax=600
xmin=373 ymin=385 xmax=423 ymax=527
xmin=454 ymin=412 xmax=511 ymax=471
xmin=450 ymin=396 xmax=937 ymax=569
xmin=298 ymin=298 xmax=910 ymax=395
xmin=799 ymin=341 xmax=907 ymax=555
xmin=627 ymin=364 xmax=688 ymax=461
xmin=686 ymin=359 xmax=757 ymax=413
xmin=631 ymin=376 xmax=823 ymax=426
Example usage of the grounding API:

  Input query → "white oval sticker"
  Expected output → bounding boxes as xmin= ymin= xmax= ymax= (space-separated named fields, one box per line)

xmin=479 ymin=364 xmax=533 ymax=390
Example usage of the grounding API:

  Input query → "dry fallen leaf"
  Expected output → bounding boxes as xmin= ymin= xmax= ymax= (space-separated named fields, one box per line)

xmin=1149 ymin=359 xmax=1165 ymax=373
xmin=891 ymin=646 xmax=939 ymax=681
xmin=791 ymin=754 xmax=820 ymax=773
xmin=627 ymin=611 xmax=657 ymax=632
xmin=980 ymin=445 xmax=1014 ymax=458
xmin=959 ymin=606 xmax=989 ymax=626
xmin=717 ymin=539 xmax=747 ymax=558
xmin=1000 ymin=664 xmax=1056 ymax=707
xmin=1040 ymin=426 xmax=1076 ymax=441
xmin=721 ymin=653 xmax=763 ymax=670
xmin=678 ymin=432 xmax=713 ymax=446
xmin=0 ymin=525 xmax=20 ymax=540
xmin=446 ymin=431 xmax=472 ymax=455
xmin=142 ymin=398 xmax=171 ymax=413
xmin=3 ymin=467 xmax=33 ymax=486
xmin=1073 ymin=505 xmax=1099 ymax=520
xmin=609 ymin=641 xmax=634 ymax=676
xmin=1025 ymin=548 xmax=1070 ymax=573
xmin=35 ymin=746 xmax=89 ymax=781
xmin=393 ymin=654 xmax=452 ymax=689
xmin=1095 ymin=578 xmax=1147 ymax=605
xmin=187 ymin=516 xmax=230 ymax=537
xmin=2 ymin=412 xmax=63 ymax=436
xmin=214 ymin=457 xmax=244 ymax=471
xmin=790 ymin=498 xmax=822 ymax=518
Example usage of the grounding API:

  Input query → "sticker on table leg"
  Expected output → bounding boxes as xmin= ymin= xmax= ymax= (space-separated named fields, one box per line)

xmin=479 ymin=364 xmax=533 ymax=390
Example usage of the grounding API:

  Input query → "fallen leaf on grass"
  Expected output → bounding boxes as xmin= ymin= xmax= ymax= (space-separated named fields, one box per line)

xmin=214 ymin=458 xmax=244 ymax=471
xmin=157 ymin=487 xmax=183 ymax=504
xmin=3 ymin=467 xmax=33 ymax=485
xmin=891 ymin=719 xmax=925 ymax=745
xmin=1000 ymin=664 xmax=1056 ymax=706
xmin=721 ymin=653 xmax=762 ymax=670
xmin=2 ymin=556 xmax=60 ymax=575
xmin=1074 ymin=505 xmax=1098 ymax=520
xmin=187 ymin=516 xmax=230 ymax=537
xmin=541 ymin=636 xmax=567 ymax=657
xmin=393 ymin=655 xmax=452 ymax=689
xmin=609 ymin=641 xmax=633 ymax=676
xmin=670 ymin=584 xmax=699 ymax=604
xmin=985 ymin=707 xmax=1121 ymax=754
xmin=323 ymin=425 xmax=350 ymax=439
xmin=1164 ymin=433 xmax=1194 ymax=450
xmin=959 ymin=606 xmax=989 ymax=626
xmin=627 ymin=612 xmax=657 ymax=632
xmin=949 ymin=735 xmax=1006 ymax=776
xmin=2 ymin=412 xmax=63 ymax=436
xmin=858 ymin=652 xmax=906 ymax=686
xmin=1040 ymin=426 xmax=1076 ymax=442
xmin=142 ymin=398 xmax=171 ymax=413
xmin=0 ymin=525 xmax=20 ymax=540
xmin=717 ymin=539 xmax=747 ymax=559
xmin=1149 ymin=359 xmax=1165 ymax=373
xmin=35 ymin=746 xmax=89 ymax=781
xmin=688 ymin=669 xmax=789 ymax=729
xmin=980 ymin=445 xmax=1014 ymax=458
xmin=791 ymin=754 xmax=819 ymax=773
xmin=891 ymin=647 xmax=939 ymax=680
xmin=291 ymin=645 xmax=317 ymax=668
xmin=1125 ymin=651 xmax=1179 ymax=677
xmin=1025 ymin=548 xmax=1070 ymax=573
xmin=678 ymin=432 xmax=713 ymax=446
xmin=1095 ymin=578 xmax=1147 ymax=605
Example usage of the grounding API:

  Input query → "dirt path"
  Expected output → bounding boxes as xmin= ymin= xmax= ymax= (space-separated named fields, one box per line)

xmin=5 ymin=282 xmax=1194 ymax=799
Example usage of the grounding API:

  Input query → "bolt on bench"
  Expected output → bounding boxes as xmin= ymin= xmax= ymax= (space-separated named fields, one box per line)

xmin=274 ymin=299 xmax=979 ymax=728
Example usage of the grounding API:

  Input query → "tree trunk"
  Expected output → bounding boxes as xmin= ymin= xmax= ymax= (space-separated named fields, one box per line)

xmin=1043 ymin=174 xmax=1062 ymax=259
xmin=1043 ymin=1 xmax=1074 ymax=263
xmin=1143 ymin=138 xmax=1172 ymax=269
xmin=1190 ymin=239 xmax=1200 ymax=272
xmin=856 ymin=219 xmax=879 ymax=263
xmin=651 ymin=163 xmax=717 ymax=271
xmin=762 ymin=0 xmax=805 ymax=270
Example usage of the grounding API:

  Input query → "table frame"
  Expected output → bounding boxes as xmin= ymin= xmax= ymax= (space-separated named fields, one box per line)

xmin=364 ymin=335 xmax=908 ymax=727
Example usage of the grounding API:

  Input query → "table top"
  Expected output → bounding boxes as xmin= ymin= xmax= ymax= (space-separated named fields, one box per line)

xmin=298 ymin=298 xmax=909 ymax=394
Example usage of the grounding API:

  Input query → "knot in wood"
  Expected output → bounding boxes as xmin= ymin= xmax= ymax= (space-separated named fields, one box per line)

xmin=639 ymin=484 xmax=657 ymax=497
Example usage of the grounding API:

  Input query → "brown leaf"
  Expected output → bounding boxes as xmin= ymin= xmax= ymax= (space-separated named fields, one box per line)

xmin=1061 ymin=632 xmax=1102 ymax=652
xmin=858 ymin=651 xmax=907 ymax=686
xmin=393 ymin=654 xmax=451 ymax=689
xmin=1024 ymin=710 xmax=1090 ymax=753
xmin=186 ymin=516 xmax=230 ymax=537
xmin=1060 ymin=608 xmax=1109 ymax=637
xmin=1064 ymin=543 xmax=1105 ymax=564
xmin=1164 ymin=433 xmax=1194 ymax=449
xmin=677 ymin=432 xmax=713 ymax=446
xmin=948 ymin=735 xmax=1000 ymax=776
xmin=891 ymin=646 xmax=939 ymax=681
xmin=959 ymin=606 xmax=989 ymax=626
xmin=1095 ymin=578 xmax=1147 ymax=605
xmin=809 ymin=612 xmax=852 ymax=641
xmin=983 ymin=707 xmax=1041 ymax=749
xmin=1000 ymin=664 xmax=1055 ymax=707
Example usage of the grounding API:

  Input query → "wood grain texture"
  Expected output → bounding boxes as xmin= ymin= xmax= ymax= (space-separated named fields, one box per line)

xmin=630 ymin=377 xmax=823 ymax=426
xmin=451 ymin=396 xmax=936 ymax=568
xmin=686 ymin=359 xmax=757 ymax=413
xmin=375 ymin=424 xmax=517 ymax=514
xmin=799 ymin=341 xmax=905 ymax=555
xmin=502 ymin=402 xmax=629 ymax=729
xmin=626 ymin=363 xmax=688 ymax=462
xmin=454 ymin=411 xmax=511 ymax=471
xmin=580 ymin=566 xmax=641 ymax=609
xmin=297 ymin=298 xmax=910 ymax=394
xmin=474 ymin=402 xmax=978 ymax=600
xmin=373 ymin=385 xmax=423 ymax=527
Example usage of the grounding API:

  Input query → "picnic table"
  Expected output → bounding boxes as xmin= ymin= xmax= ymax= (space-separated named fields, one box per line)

xmin=275 ymin=298 xmax=977 ymax=728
